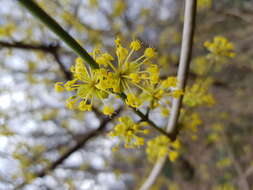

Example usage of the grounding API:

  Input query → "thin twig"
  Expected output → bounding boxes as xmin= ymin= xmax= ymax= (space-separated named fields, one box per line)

xmin=37 ymin=107 xmax=122 ymax=178
xmin=0 ymin=40 xmax=72 ymax=80
xmin=132 ymin=108 xmax=173 ymax=139
xmin=139 ymin=0 xmax=197 ymax=189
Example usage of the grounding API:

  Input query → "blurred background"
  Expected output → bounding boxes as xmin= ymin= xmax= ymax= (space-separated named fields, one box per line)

xmin=0 ymin=0 xmax=253 ymax=189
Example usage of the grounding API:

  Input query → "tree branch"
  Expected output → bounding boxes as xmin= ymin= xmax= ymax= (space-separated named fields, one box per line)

xmin=14 ymin=107 xmax=122 ymax=190
xmin=139 ymin=0 xmax=197 ymax=189
xmin=132 ymin=108 xmax=174 ymax=139
xmin=0 ymin=40 xmax=72 ymax=80
xmin=40 ymin=107 xmax=122 ymax=177
xmin=0 ymin=40 xmax=56 ymax=52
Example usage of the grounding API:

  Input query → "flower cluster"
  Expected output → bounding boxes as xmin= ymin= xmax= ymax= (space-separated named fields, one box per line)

xmin=108 ymin=116 xmax=149 ymax=148
xmin=184 ymin=78 xmax=215 ymax=107
xmin=55 ymin=37 xmax=183 ymax=116
xmin=140 ymin=76 xmax=183 ymax=110
xmin=55 ymin=57 xmax=109 ymax=112
xmin=204 ymin=36 xmax=235 ymax=59
xmin=146 ymin=135 xmax=181 ymax=162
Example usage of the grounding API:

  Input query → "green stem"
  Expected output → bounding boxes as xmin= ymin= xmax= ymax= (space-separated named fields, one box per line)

xmin=17 ymin=0 xmax=99 ymax=69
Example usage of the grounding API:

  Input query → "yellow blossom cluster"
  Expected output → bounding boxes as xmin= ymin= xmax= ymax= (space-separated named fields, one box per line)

xmin=204 ymin=36 xmax=235 ymax=59
xmin=192 ymin=36 xmax=235 ymax=76
xmin=55 ymin=37 xmax=182 ymax=115
xmin=108 ymin=116 xmax=149 ymax=148
xmin=146 ymin=135 xmax=181 ymax=162
xmin=184 ymin=78 xmax=215 ymax=107
xmin=55 ymin=57 xmax=108 ymax=112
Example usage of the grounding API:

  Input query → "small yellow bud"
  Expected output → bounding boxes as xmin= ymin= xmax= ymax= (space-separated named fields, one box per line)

xmin=144 ymin=48 xmax=156 ymax=58
xmin=161 ymin=77 xmax=177 ymax=88
xmin=79 ymin=101 xmax=92 ymax=111
xmin=161 ymin=107 xmax=170 ymax=117
xmin=125 ymin=93 xmax=142 ymax=108
xmin=130 ymin=40 xmax=141 ymax=51
xmin=66 ymin=97 xmax=77 ymax=110
xmin=75 ymin=57 xmax=83 ymax=65
xmin=103 ymin=105 xmax=115 ymax=116
xmin=129 ymin=73 xmax=141 ymax=83
xmin=54 ymin=82 xmax=64 ymax=92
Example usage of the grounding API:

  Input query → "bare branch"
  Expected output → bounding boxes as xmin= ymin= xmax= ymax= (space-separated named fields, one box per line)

xmin=37 ymin=107 xmax=122 ymax=177
xmin=0 ymin=40 xmax=72 ymax=80
xmin=0 ymin=40 xmax=57 ymax=52
xmin=14 ymin=107 xmax=122 ymax=190
xmin=139 ymin=0 xmax=197 ymax=189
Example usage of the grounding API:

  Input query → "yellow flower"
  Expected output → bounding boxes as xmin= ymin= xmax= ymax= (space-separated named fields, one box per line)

xmin=96 ymin=37 xmax=158 ymax=96
xmin=171 ymin=89 xmax=184 ymax=98
xmin=58 ymin=57 xmax=109 ymax=112
xmin=147 ymin=65 xmax=160 ymax=84
xmin=146 ymin=135 xmax=181 ymax=162
xmin=66 ymin=96 xmax=78 ymax=110
xmin=109 ymin=116 xmax=149 ymax=148
xmin=144 ymin=48 xmax=156 ymax=58
xmin=161 ymin=107 xmax=170 ymax=117
xmin=55 ymin=37 xmax=180 ymax=114
xmin=64 ymin=79 xmax=77 ymax=91
xmin=116 ymin=46 xmax=129 ymax=63
xmin=168 ymin=151 xmax=179 ymax=162
xmin=125 ymin=93 xmax=142 ymax=108
xmin=184 ymin=78 xmax=215 ymax=107
xmin=161 ymin=77 xmax=177 ymax=88
xmin=103 ymin=105 xmax=115 ymax=116
xmin=130 ymin=40 xmax=141 ymax=51
xmin=96 ymin=53 xmax=114 ymax=67
xmin=204 ymin=36 xmax=235 ymax=58
xmin=79 ymin=100 xmax=92 ymax=111
xmin=54 ymin=82 xmax=64 ymax=92
xmin=182 ymin=112 xmax=202 ymax=136
xmin=129 ymin=73 xmax=141 ymax=83
xmin=139 ymin=75 xmax=177 ymax=109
